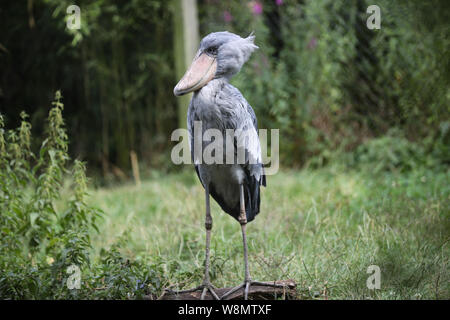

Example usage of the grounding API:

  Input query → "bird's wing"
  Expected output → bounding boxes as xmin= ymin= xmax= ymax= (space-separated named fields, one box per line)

xmin=228 ymin=93 xmax=266 ymax=222
xmin=237 ymin=100 xmax=266 ymax=186
xmin=247 ymin=104 xmax=267 ymax=187
xmin=218 ymin=86 xmax=265 ymax=187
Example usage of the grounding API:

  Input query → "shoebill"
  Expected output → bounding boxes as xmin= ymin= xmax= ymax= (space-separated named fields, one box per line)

xmin=173 ymin=31 xmax=282 ymax=300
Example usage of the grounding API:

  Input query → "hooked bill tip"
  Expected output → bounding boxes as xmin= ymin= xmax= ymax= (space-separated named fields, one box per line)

xmin=173 ymin=53 xmax=217 ymax=96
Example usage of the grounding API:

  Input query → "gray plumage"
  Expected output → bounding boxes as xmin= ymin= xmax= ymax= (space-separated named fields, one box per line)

xmin=187 ymin=32 xmax=265 ymax=223
xmin=172 ymin=32 xmax=280 ymax=300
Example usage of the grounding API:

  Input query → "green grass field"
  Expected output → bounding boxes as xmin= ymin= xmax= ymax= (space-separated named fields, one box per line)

xmin=88 ymin=166 xmax=449 ymax=299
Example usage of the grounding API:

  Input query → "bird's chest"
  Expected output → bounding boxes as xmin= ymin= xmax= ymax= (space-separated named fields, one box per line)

xmin=192 ymin=85 xmax=238 ymax=132
xmin=192 ymin=98 xmax=224 ymax=132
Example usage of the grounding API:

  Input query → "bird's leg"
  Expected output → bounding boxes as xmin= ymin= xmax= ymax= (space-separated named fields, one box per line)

xmin=200 ymin=185 xmax=220 ymax=300
xmin=239 ymin=183 xmax=251 ymax=295
xmin=221 ymin=185 xmax=287 ymax=300
xmin=166 ymin=186 xmax=219 ymax=300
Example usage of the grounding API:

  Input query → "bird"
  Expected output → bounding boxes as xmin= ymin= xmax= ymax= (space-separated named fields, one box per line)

xmin=173 ymin=31 xmax=283 ymax=300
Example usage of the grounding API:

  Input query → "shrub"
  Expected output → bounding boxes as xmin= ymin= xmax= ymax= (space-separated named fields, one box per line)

xmin=0 ymin=92 xmax=164 ymax=299
xmin=341 ymin=128 xmax=446 ymax=173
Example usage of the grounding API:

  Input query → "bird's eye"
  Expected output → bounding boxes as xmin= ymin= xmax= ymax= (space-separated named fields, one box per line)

xmin=206 ymin=46 xmax=218 ymax=56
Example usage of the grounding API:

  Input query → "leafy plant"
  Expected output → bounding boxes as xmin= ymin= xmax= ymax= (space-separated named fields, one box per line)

xmin=0 ymin=92 xmax=164 ymax=299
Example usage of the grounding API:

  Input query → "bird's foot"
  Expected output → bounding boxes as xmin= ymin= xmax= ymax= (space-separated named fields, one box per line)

xmin=200 ymin=282 xmax=220 ymax=300
xmin=167 ymin=281 xmax=220 ymax=300
xmin=221 ymin=280 xmax=288 ymax=300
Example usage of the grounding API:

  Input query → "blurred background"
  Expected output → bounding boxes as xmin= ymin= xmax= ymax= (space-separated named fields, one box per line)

xmin=1 ymin=0 xmax=448 ymax=182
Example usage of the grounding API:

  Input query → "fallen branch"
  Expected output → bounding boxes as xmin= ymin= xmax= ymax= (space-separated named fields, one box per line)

xmin=159 ymin=280 xmax=297 ymax=300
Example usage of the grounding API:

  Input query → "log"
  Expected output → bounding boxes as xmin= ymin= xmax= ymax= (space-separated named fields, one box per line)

xmin=159 ymin=280 xmax=297 ymax=300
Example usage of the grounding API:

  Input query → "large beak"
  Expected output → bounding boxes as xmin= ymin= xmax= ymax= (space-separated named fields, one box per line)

xmin=173 ymin=53 xmax=217 ymax=96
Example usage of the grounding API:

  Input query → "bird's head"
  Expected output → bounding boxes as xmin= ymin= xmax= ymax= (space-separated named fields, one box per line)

xmin=174 ymin=31 xmax=258 ymax=96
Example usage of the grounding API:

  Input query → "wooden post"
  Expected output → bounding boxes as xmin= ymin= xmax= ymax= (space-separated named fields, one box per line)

xmin=130 ymin=150 xmax=141 ymax=187
xmin=173 ymin=0 xmax=199 ymax=129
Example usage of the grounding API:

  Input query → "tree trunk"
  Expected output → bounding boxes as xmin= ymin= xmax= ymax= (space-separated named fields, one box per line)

xmin=173 ymin=0 xmax=199 ymax=129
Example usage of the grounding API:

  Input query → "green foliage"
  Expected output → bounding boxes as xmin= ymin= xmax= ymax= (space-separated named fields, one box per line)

xmin=338 ymin=128 xmax=447 ymax=173
xmin=201 ymin=0 xmax=450 ymax=167
xmin=1 ymin=0 xmax=177 ymax=177
xmin=0 ymin=93 xmax=165 ymax=299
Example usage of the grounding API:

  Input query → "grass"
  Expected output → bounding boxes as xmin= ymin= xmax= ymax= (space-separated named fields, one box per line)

xmin=88 ymin=166 xmax=449 ymax=299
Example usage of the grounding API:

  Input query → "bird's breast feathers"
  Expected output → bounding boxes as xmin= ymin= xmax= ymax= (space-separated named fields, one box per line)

xmin=189 ymin=80 xmax=263 ymax=169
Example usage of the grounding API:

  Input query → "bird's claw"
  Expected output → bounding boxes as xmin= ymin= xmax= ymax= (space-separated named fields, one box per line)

xmin=200 ymin=283 xmax=220 ymax=300
xmin=168 ymin=282 xmax=220 ymax=300
xmin=221 ymin=280 xmax=288 ymax=300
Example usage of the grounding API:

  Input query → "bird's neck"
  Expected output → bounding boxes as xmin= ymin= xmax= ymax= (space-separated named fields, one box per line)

xmin=207 ymin=77 xmax=228 ymax=92
xmin=195 ymin=78 xmax=228 ymax=100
